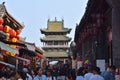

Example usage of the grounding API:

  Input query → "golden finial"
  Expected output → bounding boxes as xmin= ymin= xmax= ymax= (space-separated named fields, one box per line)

xmin=2 ymin=2 xmax=5 ymax=5
xmin=62 ymin=18 xmax=64 ymax=23
xmin=48 ymin=18 xmax=50 ymax=22
xmin=55 ymin=17 xmax=57 ymax=21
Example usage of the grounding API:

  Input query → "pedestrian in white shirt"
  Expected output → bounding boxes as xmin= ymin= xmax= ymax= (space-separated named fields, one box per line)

xmin=22 ymin=68 xmax=33 ymax=80
xmin=76 ymin=67 xmax=84 ymax=80
xmin=84 ymin=66 xmax=94 ymax=80
xmin=46 ymin=69 xmax=56 ymax=80
xmin=89 ymin=66 xmax=104 ymax=80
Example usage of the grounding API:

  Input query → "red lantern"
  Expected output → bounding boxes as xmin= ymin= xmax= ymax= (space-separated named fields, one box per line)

xmin=5 ymin=51 xmax=9 ymax=55
xmin=23 ymin=61 xmax=29 ymax=67
xmin=0 ymin=25 xmax=3 ymax=30
xmin=16 ymin=46 xmax=21 ymax=50
xmin=0 ymin=54 xmax=3 ymax=59
xmin=16 ymin=35 xmax=20 ymax=40
xmin=10 ymin=52 xmax=16 ymax=56
xmin=10 ymin=44 xmax=16 ymax=48
xmin=15 ymin=54 xmax=19 ymax=56
xmin=9 ymin=29 xmax=16 ymax=38
xmin=0 ymin=18 xmax=4 ymax=25
xmin=3 ymin=25 xmax=11 ymax=33
xmin=11 ymin=38 xmax=17 ymax=42
xmin=16 ymin=30 xmax=21 ymax=35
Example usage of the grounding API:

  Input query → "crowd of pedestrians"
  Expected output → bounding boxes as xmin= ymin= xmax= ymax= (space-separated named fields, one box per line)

xmin=0 ymin=61 xmax=117 ymax=80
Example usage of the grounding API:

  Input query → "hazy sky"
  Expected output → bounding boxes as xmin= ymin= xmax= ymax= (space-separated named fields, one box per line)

xmin=0 ymin=0 xmax=88 ymax=47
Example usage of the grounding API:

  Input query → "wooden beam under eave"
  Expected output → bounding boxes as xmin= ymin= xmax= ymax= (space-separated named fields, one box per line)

xmin=4 ymin=12 xmax=23 ymax=30
xmin=13 ymin=23 xmax=18 ymax=29
xmin=6 ymin=18 xmax=10 ymax=23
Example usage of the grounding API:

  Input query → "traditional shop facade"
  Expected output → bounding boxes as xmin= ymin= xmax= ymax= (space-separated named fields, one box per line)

xmin=0 ymin=3 xmax=44 ymax=69
xmin=74 ymin=0 xmax=113 ymax=67
xmin=0 ymin=3 xmax=24 ymax=68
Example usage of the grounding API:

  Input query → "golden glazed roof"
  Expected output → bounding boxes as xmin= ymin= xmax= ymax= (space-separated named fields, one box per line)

xmin=40 ymin=18 xmax=71 ymax=33
xmin=47 ymin=18 xmax=63 ymax=31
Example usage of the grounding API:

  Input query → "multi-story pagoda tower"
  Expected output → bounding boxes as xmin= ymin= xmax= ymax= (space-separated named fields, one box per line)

xmin=40 ymin=18 xmax=71 ymax=61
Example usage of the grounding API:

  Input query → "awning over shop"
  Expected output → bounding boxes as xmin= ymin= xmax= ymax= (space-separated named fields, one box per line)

xmin=19 ymin=48 xmax=37 ymax=56
xmin=0 ymin=41 xmax=19 ymax=54
xmin=0 ymin=39 xmax=26 ymax=47
xmin=0 ymin=31 xmax=7 ymax=39
xmin=14 ymin=56 xmax=30 ymax=63
xmin=0 ymin=61 xmax=15 ymax=68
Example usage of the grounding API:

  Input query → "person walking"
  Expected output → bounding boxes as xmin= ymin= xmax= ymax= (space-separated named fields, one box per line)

xmin=89 ymin=66 xmax=104 ymax=80
xmin=15 ymin=70 xmax=27 ymax=80
xmin=34 ymin=67 xmax=47 ymax=80
xmin=84 ymin=66 xmax=94 ymax=80
xmin=101 ymin=65 xmax=116 ymax=80
xmin=76 ymin=67 xmax=84 ymax=80
xmin=22 ymin=68 xmax=33 ymax=80
xmin=46 ymin=69 xmax=56 ymax=80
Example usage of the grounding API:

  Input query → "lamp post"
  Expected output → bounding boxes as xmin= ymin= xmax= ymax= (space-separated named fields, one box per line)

xmin=91 ymin=40 xmax=98 ymax=66
xmin=70 ymin=41 xmax=77 ymax=59
xmin=70 ymin=41 xmax=77 ymax=69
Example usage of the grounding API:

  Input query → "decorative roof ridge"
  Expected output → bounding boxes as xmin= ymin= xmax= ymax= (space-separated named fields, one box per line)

xmin=0 ymin=2 xmax=24 ymax=29
xmin=48 ymin=17 xmax=64 ymax=22
xmin=49 ymin=21 xmax=62 ymax=23
xmin=0 ymin=3 xmax=6 ymax=17
xmin=35 ymin=46 xmax=44 ymax=54
xmin=5 ymin=8 xmax=24 ymax=29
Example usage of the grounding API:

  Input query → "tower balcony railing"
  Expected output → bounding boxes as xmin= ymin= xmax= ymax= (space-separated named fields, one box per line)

xmin=42 ymin=45 xmax=69 ymax=48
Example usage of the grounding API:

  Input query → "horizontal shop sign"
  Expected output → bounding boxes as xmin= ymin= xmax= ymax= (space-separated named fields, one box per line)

xmin=0 ymin=41 xmax=19 ymax=54
xmin=0 ymin=61 xmax=15 ymax=68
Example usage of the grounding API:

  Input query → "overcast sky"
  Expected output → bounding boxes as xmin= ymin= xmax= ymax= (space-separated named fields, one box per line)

xmin=0 ymin=0 xmax=88 ymax=47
